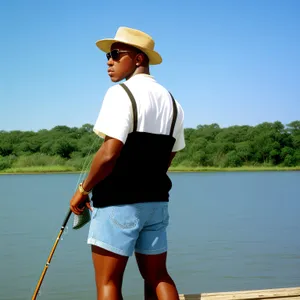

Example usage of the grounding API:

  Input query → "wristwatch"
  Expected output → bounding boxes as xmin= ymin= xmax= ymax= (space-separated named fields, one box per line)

xmin=78 ymin=182 xmax=90 ymax=195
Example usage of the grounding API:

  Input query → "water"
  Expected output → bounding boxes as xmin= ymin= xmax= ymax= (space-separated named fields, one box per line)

xmin=0 ymin=171 xmax=299 ymax=299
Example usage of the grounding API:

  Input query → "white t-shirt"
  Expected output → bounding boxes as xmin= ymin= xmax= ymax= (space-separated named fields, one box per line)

xmin=93 ymin=74 xmax=185 ymax=152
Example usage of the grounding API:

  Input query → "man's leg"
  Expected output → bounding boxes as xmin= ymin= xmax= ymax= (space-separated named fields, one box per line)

xmin=135 ymin=251 xmax=179 ymax=300
xmin=91 ymin=245 xmax=129 ymax=300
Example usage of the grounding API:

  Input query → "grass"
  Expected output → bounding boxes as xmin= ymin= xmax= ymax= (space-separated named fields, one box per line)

xmin=0 ymin=165 xmax=300 ymax=174
xmin=168 ymin=165 xmax=300 ymax=172
xmin=0 ymin=165 xmax=79 ymax=174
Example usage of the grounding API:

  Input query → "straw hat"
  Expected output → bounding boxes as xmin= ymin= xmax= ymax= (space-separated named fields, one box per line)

xmin=96 ymin=27 xmax=162 ymax=65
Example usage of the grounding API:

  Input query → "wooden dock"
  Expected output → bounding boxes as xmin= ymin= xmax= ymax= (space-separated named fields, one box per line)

xmin=179 ymin=286 xmax=300 ymax=300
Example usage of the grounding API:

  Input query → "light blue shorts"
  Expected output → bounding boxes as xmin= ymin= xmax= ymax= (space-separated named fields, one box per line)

xmin=87 ymin=202 xmax=169 ymax=257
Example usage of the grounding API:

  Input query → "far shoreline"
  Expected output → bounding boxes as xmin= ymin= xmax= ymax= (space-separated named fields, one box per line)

xmin=1 ymin=165 xmax=300 ymax=175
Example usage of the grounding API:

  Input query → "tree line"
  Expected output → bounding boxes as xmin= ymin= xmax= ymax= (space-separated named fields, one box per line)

xmin=0 ymin=121 xmax=299 ymax=171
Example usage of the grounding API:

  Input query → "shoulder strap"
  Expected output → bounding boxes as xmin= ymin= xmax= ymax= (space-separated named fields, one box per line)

xmin=120 ymin=83 xmax=138 ymax=132
xmin=120 ymin=83 xmax=177 ymax=136
xmin=169 ymin=92 xmax=178 ymax=137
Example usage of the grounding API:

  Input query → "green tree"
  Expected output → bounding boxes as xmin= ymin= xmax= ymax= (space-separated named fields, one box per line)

xmin=53 ymin=138 xmax=77 ymax=159
xmin=1 ymin=121 xmax=300 ymax=171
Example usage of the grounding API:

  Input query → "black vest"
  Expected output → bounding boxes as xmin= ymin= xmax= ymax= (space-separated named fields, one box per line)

xmin=91 ymin=83 xmax=178 ymax=208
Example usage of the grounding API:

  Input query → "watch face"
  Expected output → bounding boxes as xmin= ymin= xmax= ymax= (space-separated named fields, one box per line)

xmin=79 ymin=183 xmax=89 ymax=195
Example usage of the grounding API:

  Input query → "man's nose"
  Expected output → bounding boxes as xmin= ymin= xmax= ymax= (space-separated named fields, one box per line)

xmin=107 ymin=58 xmax=113 ymax=66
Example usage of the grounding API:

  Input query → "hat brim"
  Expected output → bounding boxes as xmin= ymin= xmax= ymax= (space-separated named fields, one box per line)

xmin=96 ymin=39 xmax=162 ymax=65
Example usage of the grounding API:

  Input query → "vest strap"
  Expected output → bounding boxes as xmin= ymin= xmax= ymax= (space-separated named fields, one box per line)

xmin=169 ymin=92 xmax=178 ymax=137
xmin=120 ymin=83 xmax=138 ymax=132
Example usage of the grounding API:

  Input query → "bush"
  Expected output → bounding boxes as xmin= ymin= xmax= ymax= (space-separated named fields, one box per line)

xmin=219 ymin=151 xmax=243 ymax=168
xmin=12 ymin=154 xmax=66 ymax=167
xmin=0 ymin=156 xmax=11 ymax=170
xmin=283 ymin=154 xmax=295 ymax=167
xmin=65 ymin=153 xmax=94 ymax=171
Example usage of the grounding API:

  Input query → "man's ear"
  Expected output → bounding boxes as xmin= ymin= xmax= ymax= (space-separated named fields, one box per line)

xmin=136 ymin=53 xmax=143 ymax=66
xmin=136 ymin=52 xmax=148 ymax=66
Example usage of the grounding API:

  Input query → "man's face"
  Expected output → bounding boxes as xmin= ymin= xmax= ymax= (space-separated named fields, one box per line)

xmin=106 ymin=42 xmax=139 ymax=82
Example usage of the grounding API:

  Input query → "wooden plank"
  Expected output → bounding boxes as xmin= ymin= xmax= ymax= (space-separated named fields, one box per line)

xmin=272 ymin=298 xmax=300 ymax=300
xmin=179 ymin=298 xmax=300 ymax=300
xmin=179 ymin=287 xmax=300 ymax=300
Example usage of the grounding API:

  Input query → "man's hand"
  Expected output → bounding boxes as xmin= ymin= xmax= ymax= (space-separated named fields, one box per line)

xmin=70 ymin=189 xmax=92 ymax=215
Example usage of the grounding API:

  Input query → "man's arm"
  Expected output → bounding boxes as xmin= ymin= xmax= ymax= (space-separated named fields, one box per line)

xmin=81 ymin=135 xmax=124 ymax=192
xmin=70 ymin=135 xmax=123 ymax=215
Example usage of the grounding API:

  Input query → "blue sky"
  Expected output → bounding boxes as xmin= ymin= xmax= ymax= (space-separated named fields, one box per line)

xmin=1 ymin=0 xmax=299 ymax=132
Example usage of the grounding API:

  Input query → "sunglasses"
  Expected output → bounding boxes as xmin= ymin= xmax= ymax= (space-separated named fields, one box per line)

xmin=106 ymin=49 xmax=132 ymax=61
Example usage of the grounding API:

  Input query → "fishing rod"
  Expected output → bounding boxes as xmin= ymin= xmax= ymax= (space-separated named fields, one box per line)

xmin=31 ymin=209 xmax=72 ymax=300
xmin=31 ymin=137 xmax=99 ymax=299
xmin=31 ymin=200 xmax=91 ymax=300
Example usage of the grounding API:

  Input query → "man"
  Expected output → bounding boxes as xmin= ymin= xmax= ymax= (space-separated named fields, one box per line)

xmin=70 ymin=27 xmax=185 ymax=300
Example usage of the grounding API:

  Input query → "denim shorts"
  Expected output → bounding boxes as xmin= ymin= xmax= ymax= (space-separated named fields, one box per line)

xmin=87 ymin=202 xmax=169 ymax=257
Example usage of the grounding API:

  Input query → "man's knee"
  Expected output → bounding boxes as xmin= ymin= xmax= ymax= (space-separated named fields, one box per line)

xmin=142 ymin=270 xmax=171 ymax=286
